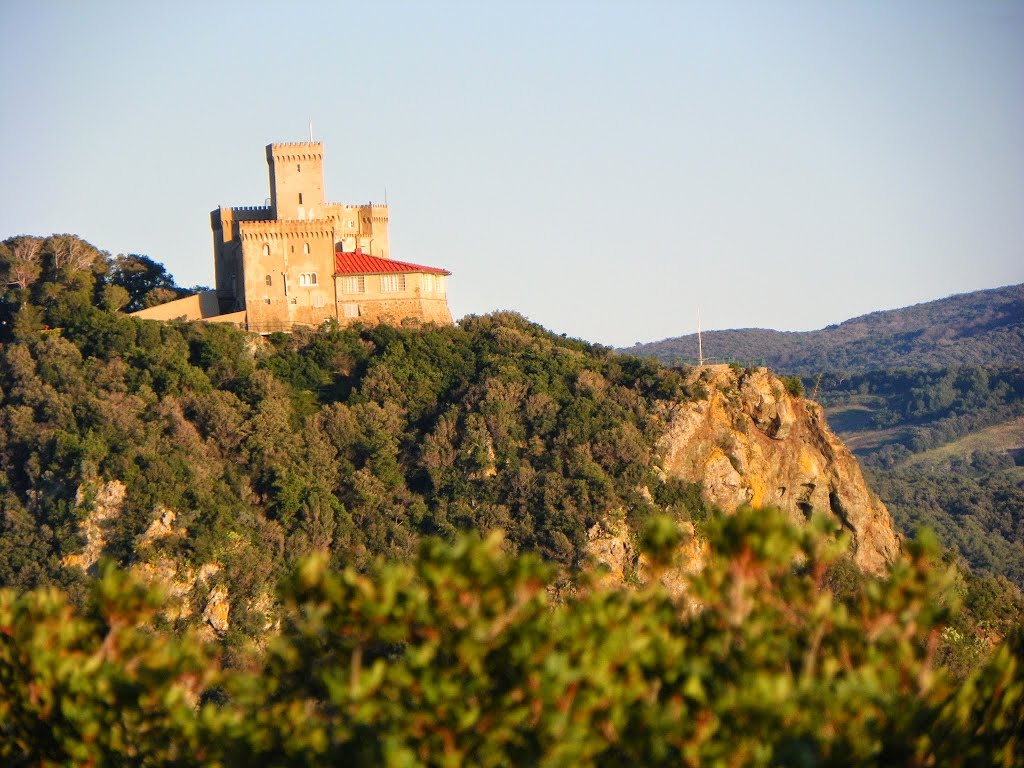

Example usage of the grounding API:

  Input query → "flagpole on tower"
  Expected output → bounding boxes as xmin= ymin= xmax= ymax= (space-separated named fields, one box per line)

xmin=309 ymin=120 xmax=313 ymax=142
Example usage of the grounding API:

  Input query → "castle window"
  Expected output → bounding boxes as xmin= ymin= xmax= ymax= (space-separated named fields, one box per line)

xmin=313 ymin=294 xmax=326 ymax=308
xmin=341 ymin=275 xmax=365 ymax=294
xmin=298 ymin=193 xmax=303 ymax=205
xmin=343 ymin=303 xmax=360 ymax=318
xmin=262 ymin=244 xmax=270 ymax=256
xmin=380 ymin=274 xmax=406 ymax=293
xmin=422 ymin=274 xmax=434 ymax=293
xmin=265 ymin=274 xmax=272 ymax=286
xmin=297 ymin=164 xmax=301 ymax=172
xmin=303 ymin=243 xmax=310 ymax=255
xmin=309 ymin=272 xmax=318 ymax=285
xmin=298 ymin=273 xmax=308 ymax=287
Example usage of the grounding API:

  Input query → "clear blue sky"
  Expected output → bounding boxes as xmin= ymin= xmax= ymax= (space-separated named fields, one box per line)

xmin=2 ymin=1 xmax=1021 ymax=347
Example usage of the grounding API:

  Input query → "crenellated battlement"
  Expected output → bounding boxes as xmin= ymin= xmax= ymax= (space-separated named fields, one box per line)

xmin=238 ymin=219 xmax=334 ymax=239
xmin=269 ymin=141 xmax=322 ymax=149
xmin=335 ymin=202 xmax=390 ymax=211
xmin=267 ymin=142 xmax=323 ymax=163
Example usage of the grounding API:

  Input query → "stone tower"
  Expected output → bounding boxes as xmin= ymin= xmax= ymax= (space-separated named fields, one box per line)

xmin=267 ymin=142 xmax=325 ymax=221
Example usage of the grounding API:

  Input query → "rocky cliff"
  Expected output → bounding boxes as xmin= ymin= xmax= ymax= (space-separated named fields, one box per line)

xmin=63 ymin=480 xmax=271 ymax=638
xmin=661 ymin=365 xmax=900 ymax=573
xmin=588 ymin=365 xmax=901 ymax=585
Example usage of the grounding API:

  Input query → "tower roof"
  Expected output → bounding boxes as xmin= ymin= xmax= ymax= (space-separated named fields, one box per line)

xmin=334 ymin=249 xmax=450 ymax=276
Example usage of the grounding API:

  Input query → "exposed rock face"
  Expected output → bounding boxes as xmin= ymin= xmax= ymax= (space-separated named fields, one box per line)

xmin=138 ymin=506 xmax=182 ymax=548
xmin=202 ymin=584 xmax=231 ymax=634
xmin=64 ymin=481 xmax=242 ymax=635
xmin=587 ymin=517 xmax=707 ymax=608
xmin=62 ymin=480 xmax=127 ymax=574
xmin=657 ymin=366 xmax=901 ymax=574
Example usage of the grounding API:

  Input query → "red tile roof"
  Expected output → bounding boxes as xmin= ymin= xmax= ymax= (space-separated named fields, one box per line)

xmin=334 ymin=249 xmax=450 ymax=276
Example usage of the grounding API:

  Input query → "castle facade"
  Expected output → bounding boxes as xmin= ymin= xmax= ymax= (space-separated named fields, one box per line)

xmin=133 ymin=141 xmax=452 ymax=332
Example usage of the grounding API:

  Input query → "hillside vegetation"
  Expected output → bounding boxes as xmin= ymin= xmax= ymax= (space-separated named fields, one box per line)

xmin=1 ymin=233 xmax=702 ymax=616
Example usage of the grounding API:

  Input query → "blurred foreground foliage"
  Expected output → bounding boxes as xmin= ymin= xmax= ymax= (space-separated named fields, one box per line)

xmin=2 ymin=509 xmax=1021 ymax=767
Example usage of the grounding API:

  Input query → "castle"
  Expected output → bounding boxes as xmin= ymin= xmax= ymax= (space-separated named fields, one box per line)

xmin=132 ymin=141 xmax=452 ymax=332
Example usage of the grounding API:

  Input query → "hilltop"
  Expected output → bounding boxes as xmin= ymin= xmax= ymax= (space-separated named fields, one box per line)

xmin=630 ymin=283 xmax=1024 ymax=373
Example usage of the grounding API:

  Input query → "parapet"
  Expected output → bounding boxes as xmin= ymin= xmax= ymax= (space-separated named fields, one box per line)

xmin=332 ymin=202 xmax=389 ymax=211
xmin=211 ymin=205 xmax=272 ymax=233
xmin=229 ymin=205 xmax=272 ymax=222
xmin=267 ymin=142 xmax=323 ymax=162
xmin=238 ymin=219 xmax=335 ymax=239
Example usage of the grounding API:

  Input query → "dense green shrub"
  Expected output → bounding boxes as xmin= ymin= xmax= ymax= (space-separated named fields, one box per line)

xmin=781 ymin=374 xmax=804 ymax=397
xmin=1 ymin=510 xmax=1021 ymax=766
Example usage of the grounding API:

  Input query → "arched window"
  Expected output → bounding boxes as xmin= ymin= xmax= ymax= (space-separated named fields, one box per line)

xmin=262 ymin=244 xmax=270 ymax=256
xmin=298 ymin=273 xmax=308 ymax=287
xmin=265 ymin=274 xmax=272 ymax=286
xmin=309 ymin=272 xmax=318 ymax=285
xmin=303 ymin=243 xmax=310 ymax=255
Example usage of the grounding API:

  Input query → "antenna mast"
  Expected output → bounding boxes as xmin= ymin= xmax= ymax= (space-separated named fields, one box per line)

xmin=697 ymin=309 xmax=704 ymax=366
xmin=308 ymin=120 xmax=313 ymax=142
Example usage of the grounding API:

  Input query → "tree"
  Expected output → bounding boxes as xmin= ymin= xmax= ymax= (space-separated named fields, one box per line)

xmin=100 ymin=283 xmax=131 ymax=312
xmin=109 ymin=254 xmax=186 ymax=312
xmin=46 ymin=234 xmax=99 ymax=274
xmin=142 ymin=286 xmax=181 ymax=308
xmin=1 ymin=236 xmax=43 ymax=290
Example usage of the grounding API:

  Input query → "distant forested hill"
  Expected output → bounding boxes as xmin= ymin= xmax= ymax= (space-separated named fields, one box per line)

xmin=630 ymin=284 xmax=1024 ymax=373
xmin=811 ymin=366 xmax=1024 ymax=585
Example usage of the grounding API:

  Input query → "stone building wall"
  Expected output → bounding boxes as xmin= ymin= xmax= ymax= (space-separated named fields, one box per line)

xmin=205 ymin=140 xmax=448 ymax=333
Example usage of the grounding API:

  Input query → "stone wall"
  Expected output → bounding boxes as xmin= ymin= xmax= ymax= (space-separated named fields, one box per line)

xmin=131 ymin=290 xmax=222 ymax=322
